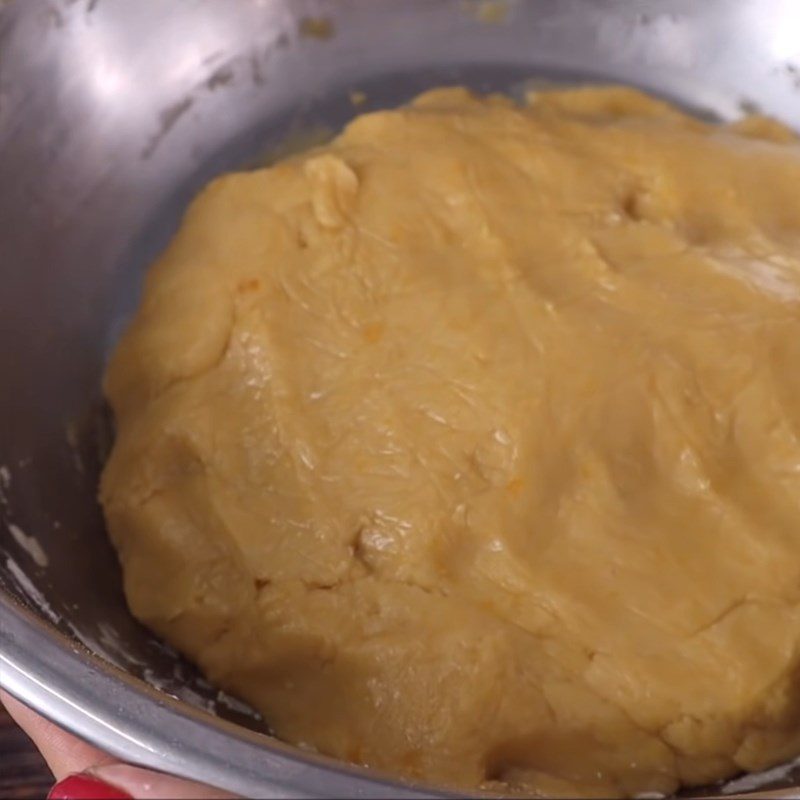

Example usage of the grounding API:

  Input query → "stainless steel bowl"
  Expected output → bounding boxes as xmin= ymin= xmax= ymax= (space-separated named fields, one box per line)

xmin=2 ymin=1 xmax=799 ymax=796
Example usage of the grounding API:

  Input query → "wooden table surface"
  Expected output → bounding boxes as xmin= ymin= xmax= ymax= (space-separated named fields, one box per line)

xmin=0 ymin=704 xmax=53 ymax=799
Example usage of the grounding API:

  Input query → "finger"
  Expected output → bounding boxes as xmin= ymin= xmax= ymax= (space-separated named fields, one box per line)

xmin=1 ymin=691 xmax=115 ymax=779
xmin=87 ymin=765 xmax=239 ymax=799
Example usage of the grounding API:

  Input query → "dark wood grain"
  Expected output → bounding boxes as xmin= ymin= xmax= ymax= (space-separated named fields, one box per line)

xmin=0 ymin=704 xmax=53 ymax=799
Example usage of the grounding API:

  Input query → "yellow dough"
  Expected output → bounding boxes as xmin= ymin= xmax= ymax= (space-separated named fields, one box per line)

xmin=101 ymin=87 xmax=800 ymax=797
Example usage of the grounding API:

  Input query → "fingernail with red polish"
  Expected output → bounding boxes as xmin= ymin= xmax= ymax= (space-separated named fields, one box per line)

xmin=48 ymin=773 xmax=133 ymax=800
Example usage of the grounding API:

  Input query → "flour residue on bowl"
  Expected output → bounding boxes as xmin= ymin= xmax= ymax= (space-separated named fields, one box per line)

xmin=8 ymin=522 xmax=49 ymax=568
xmin=0 ymin=464 xmax=11 ymax=508
xmin=5 ymin=557 xmax=60 ymax=625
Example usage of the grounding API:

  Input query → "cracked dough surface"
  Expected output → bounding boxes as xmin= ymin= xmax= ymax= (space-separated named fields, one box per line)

xmin=101 ymin=87 xmax=800 ymax=797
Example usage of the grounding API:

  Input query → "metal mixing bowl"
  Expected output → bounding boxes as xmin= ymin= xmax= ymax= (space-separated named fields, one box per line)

xmin=2 ymin=1 xmax=799 ymax=796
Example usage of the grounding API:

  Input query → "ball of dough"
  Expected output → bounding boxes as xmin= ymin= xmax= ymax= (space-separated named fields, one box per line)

xmin=101 ymin=87 xmax=800 ymax=797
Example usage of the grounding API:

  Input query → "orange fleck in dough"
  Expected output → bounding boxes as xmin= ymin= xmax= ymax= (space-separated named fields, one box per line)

xmin=236 ymin=278 xmax=261 ymax=293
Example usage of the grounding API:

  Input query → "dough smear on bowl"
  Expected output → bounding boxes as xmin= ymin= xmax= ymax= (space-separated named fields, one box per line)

xmin=101 ymin=86 xmax=800 ymax=798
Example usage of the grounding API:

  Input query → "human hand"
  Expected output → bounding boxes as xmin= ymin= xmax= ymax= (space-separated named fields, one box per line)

xmin=1 ymin=691 xmax=238 ymax=800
